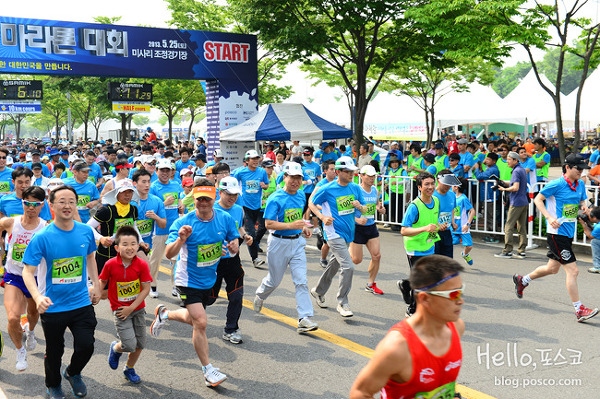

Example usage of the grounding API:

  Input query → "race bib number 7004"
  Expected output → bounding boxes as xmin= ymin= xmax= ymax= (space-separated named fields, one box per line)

xmin=52 ymin=256 xmax=84 ymax=284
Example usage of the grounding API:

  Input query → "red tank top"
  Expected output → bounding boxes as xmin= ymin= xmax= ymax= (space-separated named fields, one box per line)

xmin=381 ymin=320 xmax=462 ymax=399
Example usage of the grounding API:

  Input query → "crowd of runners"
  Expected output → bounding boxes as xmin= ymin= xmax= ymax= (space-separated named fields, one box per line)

xmin=0 ymin=128 xmax=597 ymax=398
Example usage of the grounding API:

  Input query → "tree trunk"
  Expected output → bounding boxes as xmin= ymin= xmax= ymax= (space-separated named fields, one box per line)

xmin=188 ymin=111 xmax=195 ymax=141
xmin=120 ymin=113 xmax=128 ymax=146
xmin=168 ymin=112 xmax=174 ymax=143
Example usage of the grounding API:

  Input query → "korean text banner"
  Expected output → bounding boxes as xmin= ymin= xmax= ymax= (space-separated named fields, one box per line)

xmin=0 ymin=17 xmax=257 ymax=81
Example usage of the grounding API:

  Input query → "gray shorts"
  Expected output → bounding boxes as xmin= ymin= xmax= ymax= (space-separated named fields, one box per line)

xmin=113 ymin=308 xmax=146 ymax=352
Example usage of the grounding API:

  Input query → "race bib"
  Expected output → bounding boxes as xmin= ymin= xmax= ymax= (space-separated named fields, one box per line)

xmin=163 ymin=193 xmax=179 ymax=210
xmin=116 ymin=279 xmax=141 ymax=302
xmin=77 ymin=195 xmax=91 ymax=210
xmin=284 ymin=208 xmax=302 ymax=223
xmin=87 ymin=176 xmax=96 ymax=184
xmin=246 ymin=180 xmax=259 ymax=194
xmin=439 ymin=212 xmax=452 ymax=225
xmin=426 ymin=231 xmax=440 ymax=243
xmin=52 ymin=256 xmax=84 ymax=284
xmin=336 ymin=195 xmax=355 ymax=216
xmin=453 ymin=206 xmax=461 ymax=219
xmin=0 ymin=181 xmax=9 ymax=194
xmin=363 ymin=203 xmax=376 ymax=219
xmin=196 ymin=241 xmax=223 ymax=267
xmin=306 ymin=169 xmax=315 ymax=179
xmin=415 ymin=381 xmax=455 ymax=399
xmin=562 ymin=204 xmax=578 ymax=222
xmin=136 ymin=219 xmax=153 ymax=238
xmin=113 ymin=218 xmax=134 ymax=234
xmin=11 ymin=243 xmax=26 ymax=263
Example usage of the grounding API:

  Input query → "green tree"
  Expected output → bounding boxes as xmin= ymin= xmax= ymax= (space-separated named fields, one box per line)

xmin=39 ymin=76 xmax=69 ymax=141
xmin=132 ymin=115 xmax=150 ymax=128
xmin=492 ymin=62 xmax=532 ymax=98
xmin=151 ymin=79 xmax=203 ymax=142
xmin=539 ymin=48 xmax=591 ymax=96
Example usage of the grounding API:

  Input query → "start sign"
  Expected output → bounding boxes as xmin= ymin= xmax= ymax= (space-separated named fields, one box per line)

xmin=204 ymin=41 xmax=250 ymax=63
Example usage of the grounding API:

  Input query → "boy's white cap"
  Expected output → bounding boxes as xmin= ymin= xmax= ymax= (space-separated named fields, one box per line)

xmin=219 ymin=176 xmax=242 ymax=194
xmin=283 ymin=162 xmax=304 ymax=176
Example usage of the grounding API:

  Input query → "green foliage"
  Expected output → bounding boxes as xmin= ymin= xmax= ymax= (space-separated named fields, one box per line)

xmin=492 ymin=62 xmax=532 ymax=98
xmin=539 ymin=48 xmax=594 ymax=96
xmin=166 ymin=0 xmax=231 ymax=32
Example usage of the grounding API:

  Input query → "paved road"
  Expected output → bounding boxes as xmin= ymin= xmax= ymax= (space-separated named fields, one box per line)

xmin=1 ymin=228 xmax=599 ymax=398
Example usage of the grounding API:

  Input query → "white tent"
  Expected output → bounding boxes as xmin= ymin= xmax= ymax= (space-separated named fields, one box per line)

xmin=435 ymin=82 xmax=526 ymax=128
xmin=563 ymin=68 xmax=600 ymax=127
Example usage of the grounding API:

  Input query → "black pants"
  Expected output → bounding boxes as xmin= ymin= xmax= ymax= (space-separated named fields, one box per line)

xmin=244 ymin=207 xmax=262 ymax=260
xmin=207 ymin=256 xmax=244 ymax=333
xmin=434 ymin=230 xmax=454 ymax=258
xmin=40 ymin=305 xmax=97 ymax=388
xmin=255 ymin=210 xmax=267 ymax=250
xmin=405 ymin=255 xmax=424 ymax=314
xmin=388 ymin=192 xmax=403 ymax=230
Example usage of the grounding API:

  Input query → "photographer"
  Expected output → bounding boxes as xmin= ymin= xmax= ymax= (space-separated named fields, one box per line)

xmin=579 ymin=207 xmax=600 ymax=273
xmin=495 ymin=151 xmax=528 ymax=258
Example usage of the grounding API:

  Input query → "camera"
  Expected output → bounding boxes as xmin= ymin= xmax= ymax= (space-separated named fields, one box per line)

xmin=578 ymin=210 xmax=593 ymax=228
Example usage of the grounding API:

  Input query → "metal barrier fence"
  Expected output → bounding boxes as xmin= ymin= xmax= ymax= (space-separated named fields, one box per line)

xmin=371 ymin=174 xmax=596 ymax=249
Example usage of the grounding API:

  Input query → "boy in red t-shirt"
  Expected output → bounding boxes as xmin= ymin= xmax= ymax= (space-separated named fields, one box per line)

xmin=99 ymin=225 xmax=152 ymax=384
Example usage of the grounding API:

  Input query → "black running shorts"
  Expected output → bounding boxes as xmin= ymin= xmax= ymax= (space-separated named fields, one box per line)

xmin=546 ymin=233 xmax=576 ymax=264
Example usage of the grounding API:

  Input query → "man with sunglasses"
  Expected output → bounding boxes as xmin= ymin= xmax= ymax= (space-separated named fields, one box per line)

xmin=150 ymin=179 xmax=239 ymax=388
xmin=514 ymin=154 xmax=599 ymax=322
xmin=1 ymin=186 xmax=47 ymax=371
xmin=309 ymin=156 xmax=367 ymax=318
xmin=351 ymin=255 xmax=465 ymax=399
xmin=0 ymin=167 xmax=52 ymax=221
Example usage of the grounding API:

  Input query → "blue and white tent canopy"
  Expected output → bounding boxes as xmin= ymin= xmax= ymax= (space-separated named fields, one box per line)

xmin=219 ymin=103 xmax=352 ymax=141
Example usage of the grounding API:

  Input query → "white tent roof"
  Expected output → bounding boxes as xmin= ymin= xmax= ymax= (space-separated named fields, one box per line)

xmin=502 ymin=70 xmax=567 ymax=124
xmin=435 ymin=82 xmax=526 ymax=128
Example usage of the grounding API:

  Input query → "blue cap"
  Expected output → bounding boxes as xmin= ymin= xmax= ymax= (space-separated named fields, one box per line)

xmin=59 ymin=150 xmax=69 ymax=155
xmin=320 ymin=142 xmax=330 ymax=150
xmin=147 ymin=127 xmax=152 ymax=131
xmin=49 ymin=149 xmax=60 ymax=156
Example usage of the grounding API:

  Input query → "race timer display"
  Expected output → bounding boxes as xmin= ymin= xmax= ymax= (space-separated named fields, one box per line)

xmin=108 ymin=82 xmax=153 ymax=101
xmin=0 ymin=80 xmax=43 ymax=100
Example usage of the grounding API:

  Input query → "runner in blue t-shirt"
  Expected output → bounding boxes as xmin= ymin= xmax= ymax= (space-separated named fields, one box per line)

xmin=254 ymin=162 xmax=318 ymax=333
xmin=131 ymin=169 xmax=167 ymax=252
xmin=22 ymin=185 xmax=101 ymax=398
xmin=349 ymin=165 xmax=386 ymax=295
xmin=149 ymin=181 xmax=239 ymax=388
xmin=433 ymin=173 xmax=460 ymax=259
xmin=514 ymin=154 xmax=599 ymax=322
xmin=62 ymin=161 xmax=101 ymax=223
xmin=232 ymin=150 xmax=270 ymax=267
xmin=0 ymin=167 xmax=52 ymax=221
xmin=451 ymin=178 xmax=475 ymax=265
xmin=0 ymin=147 xmax=14 ymax=196
xmin=309 ymin=157 xmax=367 ymax=318
xmin=175 ymin=148 xmax=194 ymax=173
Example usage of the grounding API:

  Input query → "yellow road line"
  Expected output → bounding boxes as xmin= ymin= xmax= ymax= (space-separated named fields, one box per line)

xmin=159 ymin=265 xmax=496 ymax=398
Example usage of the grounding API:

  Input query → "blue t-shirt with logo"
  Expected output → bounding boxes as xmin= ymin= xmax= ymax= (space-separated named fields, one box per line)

xmin=355 ymin=185 xmax=378 ymax=227
xmin=167 ymin=208 xmax=239 ymax=289
xmin=233 ymin=166 xmax=269 ymax=210
xmin=433 ymin=189 xmax=456 ymax=227
xmin=150 ymin=180 xmax=182 ymax=235
xmin=311 ymin=181 xmax=365 ymax=243
xmin=131 ymin=194 xmax=166 ymax=248
xmin=175 ymin=159 xmax=194 ymax=173
xmin=540 ymin=176 xmax=587 ymax=237
xmin=86 ymin=162 xmax=104 ymax=184
xmin=453 ymin=193 xmax=473 ymax=234
xmin=22 ymin=222 xmax=97 ymax=313
xmin=62 ymin=177 xmax=100 ymax=223
xmin=302 ymin=162 xmax=321 ymax=194
xmin=264 ymin=188 xmax=306 ymax=236
xmin=214 ymin=202 xmax=244 ymax=258
xmin=0 ymin=167 xmax=14 ymax=195
xmin=0 ymin=193 xmax=52 ymax=220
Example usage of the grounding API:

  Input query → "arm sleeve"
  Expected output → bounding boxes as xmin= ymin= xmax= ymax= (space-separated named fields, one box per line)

xmin=87 ymin=218 xmax=104 ymax=240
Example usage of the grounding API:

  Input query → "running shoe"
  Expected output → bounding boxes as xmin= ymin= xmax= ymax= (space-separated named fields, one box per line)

xmin=149 ymin=290 xmax=159 ymax=299
xmin=576 ymin=305 xmax=599 ymax=322
xmin=462 ymin=252 xmax=473 ymax=266
xmin=319 ymin=259 xmax=328 ymax=269
xmin=514 ymin=252 xmax=526 ymax=259
xmin=25 ymin=328 xmax=37 ymax=351
xmin=222 ymin=329 xmax=243 ymax=344
xmin=512 ymin=274 xmax=527 ymax=299
xmin=494 ymin=252 xmax=513 ymax=258
xmin=63 ymin=368 xmax=87 ymax=398
xmin=337 ymin=303 xmax=353 ymax=317
xmin=151 ymin=304 xmax=168 ymax=338
xmin=253 ymin=295 xmax=263 ymax=312
xmin=203 ymin=367 xmax=227 ymax=387
xmin=252 ymin=258 xmax=265 ymax=268
xmin=397 ymin=280 xmax=412 ymax=304
xmin=47 ymin=386 xmax=66 ymax=399
xmin=257 ymin=246 xmax=264 ymax=253
xmin=365 ymin=283 xmax=384 ymax=295
xmin=15 ymin=346 xmax=27 ymax=371
xmin=297 ymin=317 xmax=318 ymax=333
xmin=310 ymin=288 xmax=327 ymax=308
xmin=588 ymin=267 xmax=600 ymax=274
xmin=108 ymin=341 xmax=121 ymax=370
xmin=123 ymin=366 xmax=141 ymax=384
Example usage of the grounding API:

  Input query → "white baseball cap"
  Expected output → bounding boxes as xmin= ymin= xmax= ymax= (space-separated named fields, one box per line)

xmin=219 ymin=176 xmax=242 ymax=194
xmin=360 ymin=165 xmax=377 ymax=176
xmin=213 ymin=149 xmax=223 ymax=158
xmin=335 ymin=156 xmax=358 ymax=171
xmin=283 ymin=162 xmax=304 ymax=176
xmin=245 ymin=149 xmax=260 ymax=159
xmin=156 ymin=159 xmax=173 ymax=170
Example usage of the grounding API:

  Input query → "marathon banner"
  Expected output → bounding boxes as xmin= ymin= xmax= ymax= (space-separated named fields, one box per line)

xmin=0 ymin=17 xmax=257 ymax=81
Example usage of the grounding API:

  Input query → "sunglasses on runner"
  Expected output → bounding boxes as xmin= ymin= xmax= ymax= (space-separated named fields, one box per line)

xmin=414 ymin=284 xmax=465 ymax=301
xmin=23 ymin=200 xmax=44 ymax=208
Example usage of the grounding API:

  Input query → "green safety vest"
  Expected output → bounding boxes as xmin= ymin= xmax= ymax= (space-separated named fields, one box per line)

xmin=388 ymin=168 xmax=404 ymax=194
xmin=533 ymin=151 xmax=549 ymax=179
xmin=261 ymin=174 xmax=277 ymax=209
xmin=409 ymin=156 xmax=423 ymax=177
xmin=497 ymin=158 xmax=512 ymax=181
xmin=434 ymin=154 xmax=448 ymax=174
xmin=403 ymin=196 xmax=440 ymax=253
